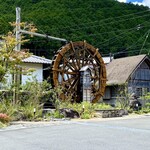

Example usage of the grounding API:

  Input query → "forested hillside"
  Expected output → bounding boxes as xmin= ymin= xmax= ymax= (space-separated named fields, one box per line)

xmin=0 ymin=0 xmax=150 ymax=58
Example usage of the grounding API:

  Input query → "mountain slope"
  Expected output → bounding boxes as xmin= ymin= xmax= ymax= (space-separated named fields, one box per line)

xmin=0 ymin=0 xmax=150 ymax=58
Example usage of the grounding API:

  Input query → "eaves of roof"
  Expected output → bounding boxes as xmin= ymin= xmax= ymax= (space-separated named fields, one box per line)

xmin=22 ymin=55 xmax=52 ymax=64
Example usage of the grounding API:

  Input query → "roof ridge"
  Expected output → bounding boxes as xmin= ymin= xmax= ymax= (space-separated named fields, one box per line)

xmin=22 ymin=55 xmax=52 ymax=64
xmin=113 ymin=54 xmax=146 ymax=61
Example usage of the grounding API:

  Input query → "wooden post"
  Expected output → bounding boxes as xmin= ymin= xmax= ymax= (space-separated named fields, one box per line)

xmin=15 ymin=7 xmax=21 ymax=51
xmin=13 ymin=7 xmax=21 ymax=104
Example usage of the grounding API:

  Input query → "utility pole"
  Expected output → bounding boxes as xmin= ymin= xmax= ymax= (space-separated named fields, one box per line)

xmin=15 ymin=7 xmax=67 ymax=43
xmin=13 ymin=7 xmax=21 ymax=104
xmin=139 ymin=29 xmax=150 ymax=54
xmin=13 ymin=7 xmax=67 ymax=104
xmin=15 ymin=7 xmax=21 ymax=51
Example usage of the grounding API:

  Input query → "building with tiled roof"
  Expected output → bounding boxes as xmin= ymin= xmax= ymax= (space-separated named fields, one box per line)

xmin=22 ymin=55 xmax=52 ymax=64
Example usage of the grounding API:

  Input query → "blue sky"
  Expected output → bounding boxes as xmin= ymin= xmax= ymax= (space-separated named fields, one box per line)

xmin=117 ymin=0 xmax=150 ymax=7
xmin=127 ymin=0 xmax=143 ymax=2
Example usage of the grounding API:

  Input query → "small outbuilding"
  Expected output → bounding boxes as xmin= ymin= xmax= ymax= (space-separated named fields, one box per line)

xmin=103 ymin=54 xmax=150 ymax=105
xmin=80 ymin=66 xmax=92 ymax=102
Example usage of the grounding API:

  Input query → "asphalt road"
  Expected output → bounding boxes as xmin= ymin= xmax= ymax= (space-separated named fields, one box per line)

xmin=0 ymin=116 xmax=150 ymax=150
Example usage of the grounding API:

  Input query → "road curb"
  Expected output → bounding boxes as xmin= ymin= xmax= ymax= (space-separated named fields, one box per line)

xmin=10 ymin=113 xmax=150 ymax=125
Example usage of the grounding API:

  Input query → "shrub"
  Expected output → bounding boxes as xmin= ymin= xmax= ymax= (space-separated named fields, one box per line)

xmin=92 ymin=102 xmax=112 ymax=110
xmin=81 ymin=112 xmax=91 ymax=119
xmin=137 ymin=102 xmax=150 ymax=114
xmin=55 ymin=101 xmax=112 ymax=119
xmin=0 ymin=99 xmax=20 ymax=121
xmin=0 ymin=122 xmax=6 ymax=128
xmin=18 ymin=99 xmax=43 ymax=121
xmin=0 ymin=79 xmax=63 ymax=121
xmin=0 ymin=113 xmax=10 ymax=124
xmin=52 ymin=110 xmax=64 ymax=119
xmin=17 ymin=79 xmax=54 ymax=121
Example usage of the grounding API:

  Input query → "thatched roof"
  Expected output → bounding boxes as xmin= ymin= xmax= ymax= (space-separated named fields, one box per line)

xmin=106 ymin=54 xmax=149 ymax=86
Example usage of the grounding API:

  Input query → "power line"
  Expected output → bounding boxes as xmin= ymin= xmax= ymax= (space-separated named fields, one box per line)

xmin=87 ymin=26 xmax=143 ymax=46
xmin=100 ymin=29 xmax=150 ymax=56
xmin=58 ymin=13 xmax=150 ymax=32
xmin=24 ymin=8 xmax=150 ymax=35
xmin=20 ymin=6 xmax=150 ymax=47
xmin=56 ymin=9 xmax=150 ymax=30
xmin=122 ymin=29 xmax=149 ymax=51
xmin=139 ymin=29 xmax=150 ymax=54
xmin=28 ymin=21 xmax=150 ymax=44
xmin=24 ymin=21 xmax=150 ymax=57
xmin=20 ymin=7 xmax=150 ymax=57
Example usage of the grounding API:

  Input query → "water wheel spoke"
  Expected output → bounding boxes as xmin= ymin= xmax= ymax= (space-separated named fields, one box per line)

xmin=57 ymin=68 xmax=78 ymax=75
xmin=52 ymin=41 xmax=106 ymax=103
xmin=70 ymin=42 xmax=81 ymax=69
xmin=84 ymin=48 xmax=101 ymax=66
xmin=70 ymin=58 xmax=78 ymax=70
xmin=63 ymin=76 xmax=78 ymax=86
xmin=67 ymin=77 xmax=79 ymax=91
xmin=65 ymin=71 xmax=78 ymax=75
xmin=91 ymin=63 xmax=100 ymax=81
xmin=82 ymin=42 xmax=88 ymax=67
xmin=77 ymin=48 xmax=86 ymax=67
xmin=61 ymin=56 xmax=76 ymax=72
xmin=83 ymin=55 xmax=91 ymax=66
xmin=82 ymin=51 xmax=85 ymax=67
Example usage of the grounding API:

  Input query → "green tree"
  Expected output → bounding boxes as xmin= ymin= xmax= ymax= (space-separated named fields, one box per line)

xmin=0 ymin=32 xmax=29 ymax=83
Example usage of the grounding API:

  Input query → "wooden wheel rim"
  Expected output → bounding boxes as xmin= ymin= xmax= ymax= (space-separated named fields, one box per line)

xmin=51 ymin=41 xmax=106 ymax=103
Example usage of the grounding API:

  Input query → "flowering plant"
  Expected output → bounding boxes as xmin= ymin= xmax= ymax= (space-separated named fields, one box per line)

xmin=0 ymin=113 xmax=10 ymax=124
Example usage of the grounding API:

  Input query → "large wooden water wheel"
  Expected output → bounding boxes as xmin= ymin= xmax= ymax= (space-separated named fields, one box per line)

xmin=51 ymin=41 xmax=106 ymax=103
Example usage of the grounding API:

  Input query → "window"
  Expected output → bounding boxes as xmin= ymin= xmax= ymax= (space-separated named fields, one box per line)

xmin=136 ymin=88 xmax=142 ymax=97
xmin=136 ymin=87 xmax=149 ymax=97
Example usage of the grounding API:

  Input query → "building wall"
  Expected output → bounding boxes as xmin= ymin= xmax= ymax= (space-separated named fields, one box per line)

xmin=21 ymin=63 xmax=43 ymax=84
xmin=103 ymin=86 xmax=118 ymax=106
xmin=128 ymin=61 xmax=150 ymax=97
xmin=0 ymin=63 xmax=43 ymax=89
xmin=0 ymin=74 xmax=12 ymax=89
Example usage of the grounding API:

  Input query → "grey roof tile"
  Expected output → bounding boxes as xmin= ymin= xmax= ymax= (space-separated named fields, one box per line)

xmin=22 ymin=55 xmax=52 ymax=64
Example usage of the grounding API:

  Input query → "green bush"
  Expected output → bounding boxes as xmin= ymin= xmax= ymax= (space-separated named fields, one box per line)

xmin=20 ymin=79 xmax=52 ymax=104
xmin=92 ymin=102 xmax=112 ymax=110
xmin=145 ymin=103 xmax=150 ymax=108
xmin=0 ymin=113 xmax=10 ymax=124
xmin=0 ymin=122 xmax=7 ymax=128
xmin=19 ymin=104 xmax=43 ymax=121
xmin=81 ymin=112 xmax=91 ymax=119
xmin=0 ymin=99 xmax=20 ymax=121
xmin=0 ymin=79 xmax=113 ymax=121
xmin=0 ymin=79 xmax=54 ymax=121
xmin=51 ymin=110 xmax=64 ymax=119
xmin=136 ymin=102 xmax=150 ymax=114
xmin=58 ymin=101 xmax=112 ymax=119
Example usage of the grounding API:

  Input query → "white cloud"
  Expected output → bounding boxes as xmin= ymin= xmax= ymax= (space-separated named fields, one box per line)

xmin=132 ymin=2 xmax=143 ymax=6
xmin=132 ymin=1 xmax=150 ymax=8
xmin=116 ymin=0 xmax=150 ymax=8
xmin=117 ymin=0 xmax=127 ymax=2
xmin=143 ymin=0 xmax=150 ymax=7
